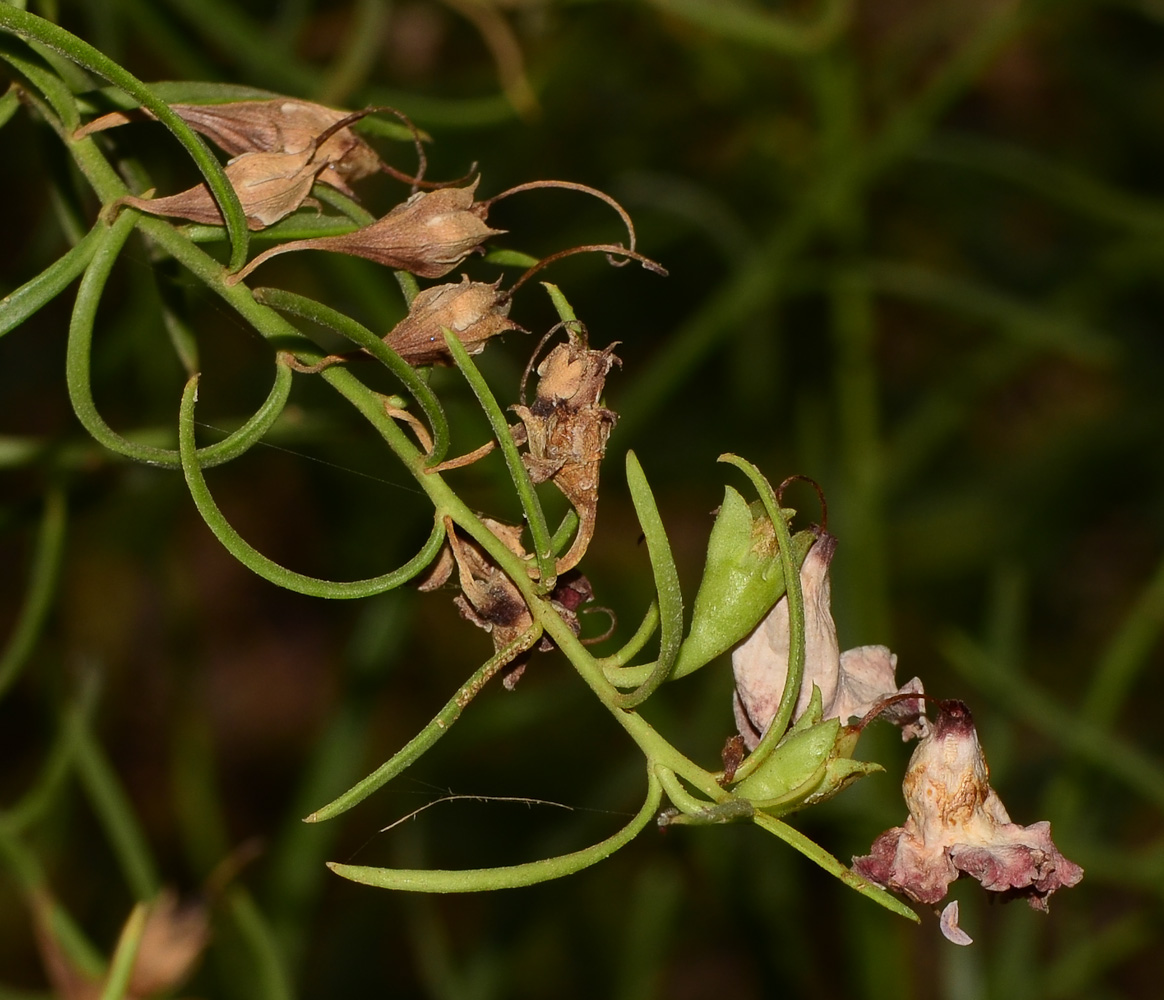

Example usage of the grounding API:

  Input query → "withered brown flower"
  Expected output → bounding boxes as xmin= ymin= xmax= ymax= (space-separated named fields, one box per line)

xmin=78 ymin=98 xmax=383 ymax=195
xmin=33 ymin=889 xmax=209 ymax=1000
xmin=512 ymin=326 xmax=620 ymax=574
xmin=852 ymin=700 xmax=1083 ymax=940
xmin=229 ymin=178 xmax=503 ymax=282
xmin=731 ymin=532 xmax=923 ymax=750
xmin=384 ymin=276 xmax=519 ymax=366
xmin=418 ymin=519 xmax=595 ymax=688
xmin=115 ymin=145 xmax=329 ymax=229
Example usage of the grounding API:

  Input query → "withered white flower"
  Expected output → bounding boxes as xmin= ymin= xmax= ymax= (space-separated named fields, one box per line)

xmin=852 ymin=699 xmax=1083 ymax=936
xmin=731 ymin=532 xmax=923 ymax=750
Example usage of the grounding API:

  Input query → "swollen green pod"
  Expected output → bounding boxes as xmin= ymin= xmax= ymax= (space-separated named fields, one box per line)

xmin=672 ymin=487 xmax=813 ymax=679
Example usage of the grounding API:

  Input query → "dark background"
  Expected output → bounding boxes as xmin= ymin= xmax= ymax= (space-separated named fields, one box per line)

xmin=2 ymin=1 xmax=1162 ymax=997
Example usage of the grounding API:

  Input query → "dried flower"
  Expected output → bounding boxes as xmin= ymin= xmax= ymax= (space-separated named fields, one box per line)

xmin=385 ymin=276 xmax=519 ymax=366
xmin=230 ymin=178 xmax=503 ymax=282
xmin=78 ymin=98 xmax=383 ymax=195
xmin=852 ymin=699 xmax=1083 ymax=936
xmin=33 ymin=889 xmax=209 ymax=999
xmin=731 ymin=532 xmax=923 ymax=750
xmin=512 ymin=326 xmax=619 ymax=573
xmin=115 ymin=145 xmax=329 ymax=229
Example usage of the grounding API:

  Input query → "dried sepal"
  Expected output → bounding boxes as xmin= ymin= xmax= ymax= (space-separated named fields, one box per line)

xmin=732 ymin=531 xmax=924 ymax=750
xmin=77 ymin=98 xmax=384 ymax=195
xmin=512 ymin=325 xmax=620 ymax=573
xmin=230 ymin=178 xmax=504 ymax=282
xmin=852 ymin=700 xmax=1083 ymax=918
xmin=385 ymin=276 xmax=520 ymax=367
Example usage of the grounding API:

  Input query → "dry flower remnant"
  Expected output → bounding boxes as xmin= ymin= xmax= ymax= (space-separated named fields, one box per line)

xmin=852 ymin=699 xmax=1083 ymax=944
xmin=76 ymin=98 xmax=387 ymax=195
xmin=385 ymin=276 xmax=520 ymax=366
xmin=512 ymin=324 xmax=620 ymax=573
xmin=33 ymin=889 xmax=209 ymax=1000
xmin=230 ymin=178 xmax=503 ymax=282
xmin=418 ymin=517 xmax=594 ymax=688
xmin=731 ymin=531 xmax=923 ymax=750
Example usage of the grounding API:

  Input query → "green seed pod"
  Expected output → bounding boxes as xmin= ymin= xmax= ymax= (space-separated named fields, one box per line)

xmin=732 ymin=686 xmax=882 ymax=814
xmin=672 ymin=486 xmax=813 ymax=678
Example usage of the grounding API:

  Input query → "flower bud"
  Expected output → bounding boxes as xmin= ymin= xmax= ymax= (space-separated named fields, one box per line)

xmin=732 ymin=531 xmax=923 ymax=749
xmin=731 ymin=687 xmax=882 ymax=813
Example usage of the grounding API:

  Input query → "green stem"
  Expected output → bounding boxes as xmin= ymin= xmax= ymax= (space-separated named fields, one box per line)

xmin=751 ymin=811 xmax=919 ymax=922
xmin=0 ymin=486 xmax=67 ymax=701
xmin=328 ymin=768 xmax=663 ymax=891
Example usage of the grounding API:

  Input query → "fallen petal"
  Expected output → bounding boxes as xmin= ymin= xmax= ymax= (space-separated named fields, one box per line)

xmin=940 ymin=900 xmax=973 ymax=946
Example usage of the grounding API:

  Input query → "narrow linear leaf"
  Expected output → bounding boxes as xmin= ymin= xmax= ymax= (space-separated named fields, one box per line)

xmin=0 ymin=219 xmax=103 ymax=338
xmin=98 ymin=903 xmax=149 ymax=1000
xmin=305 ymin=626 xmax=543 ymax=823
xmin=443 ymin=327 xmax=555 ymax=589
xmin=328 ymin=771 xmax=662 ymax=890
xmin=614 ymin=453 xmax=683 ymax=708
xmin=719 ymin=455 xmax=805 ymax=782
xmin=179 ymin=375 xmax=445 ymax=598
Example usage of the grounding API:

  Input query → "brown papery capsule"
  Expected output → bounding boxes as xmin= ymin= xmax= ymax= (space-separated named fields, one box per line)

xmin=78 ymin=98 xmax=385 ymax=195
xmin=114 ymin=146 xmax=328 ymax=229
xmin=385 ymin=276 xmax=520 ymax=367
xmin=229 ymin=178 xmax=503 ymax=283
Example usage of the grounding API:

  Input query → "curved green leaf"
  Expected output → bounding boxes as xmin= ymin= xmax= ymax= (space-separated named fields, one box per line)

xmin=327 ymin=770 xmax=662 ymax=891
xmin=719 ymin=455 xmax=806 ymax=783
xmin=305 ymin=626 xmax=543 ymax=823
xmin=179 ymin=375 xmax=444 ymax=598
xmin=443 ymin=327 xmax=555 ymax=590
xmin=614 ymin=452 xmax=683 ymax=708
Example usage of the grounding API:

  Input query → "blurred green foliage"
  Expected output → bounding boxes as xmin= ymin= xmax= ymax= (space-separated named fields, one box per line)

xmin=2 ymin=0 xmax=1163 ymax=997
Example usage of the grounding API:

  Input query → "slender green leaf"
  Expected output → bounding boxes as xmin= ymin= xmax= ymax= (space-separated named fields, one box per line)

xmin=614 ymin=453 xmax=683 ymax=708
xmin=328 ymin=770 xmax=662 ymax=890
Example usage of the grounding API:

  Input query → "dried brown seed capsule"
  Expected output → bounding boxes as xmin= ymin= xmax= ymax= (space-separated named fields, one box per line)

xmin=230 ymin=178 xmax=504 ymax=282
xmin=114 ymin=146 xmax=328 ymax=229
xmin=385 ymin=276 xmax=520 ymax=367
xmin=512 ymin=327 xmax=620 ymax=573
xmin=78 ymin=98 xmax=384 ymax=195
